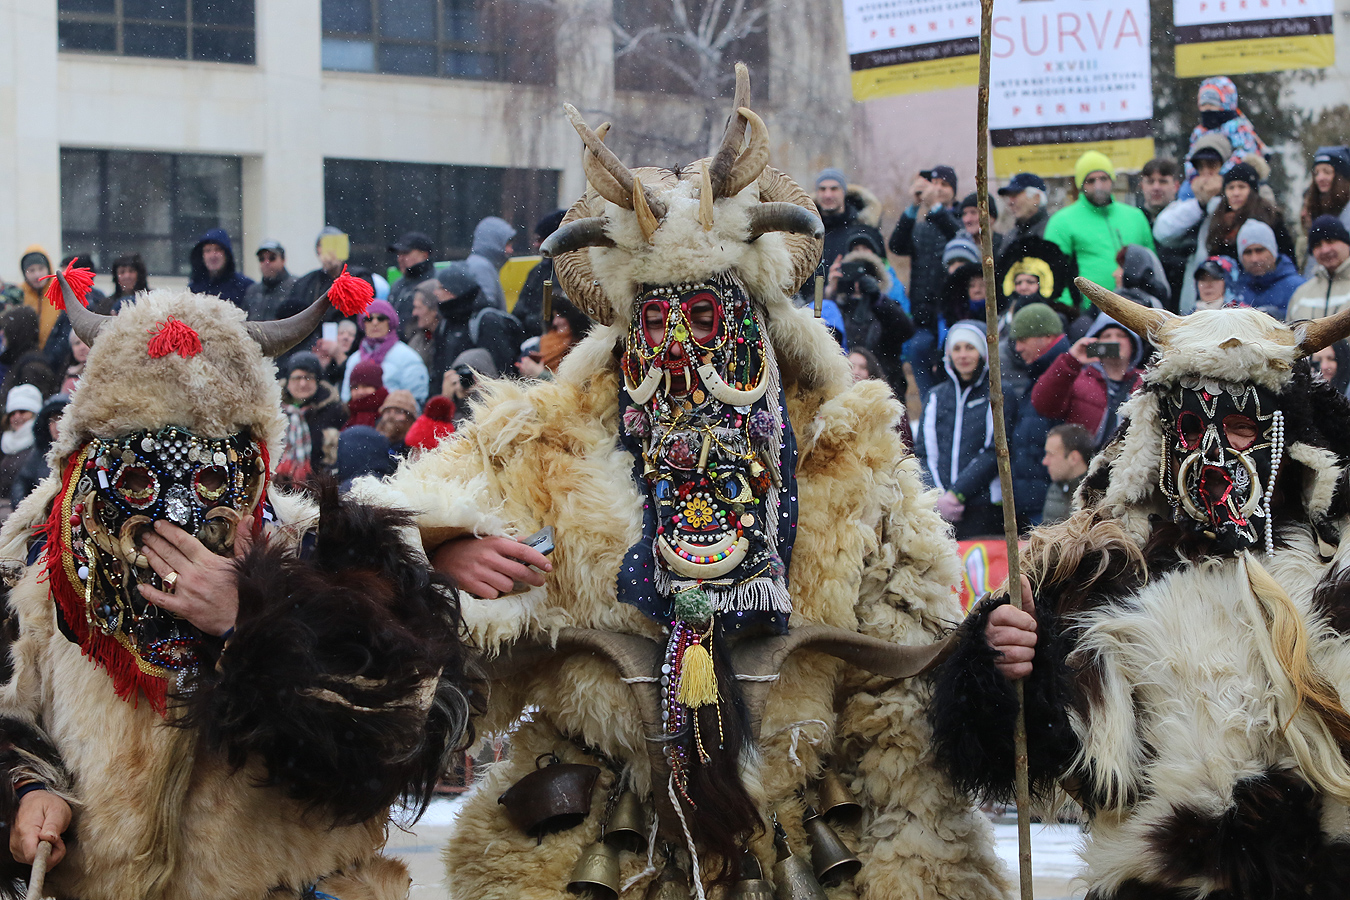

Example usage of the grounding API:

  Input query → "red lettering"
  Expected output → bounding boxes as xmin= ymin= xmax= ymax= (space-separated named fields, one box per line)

xmin=1058 ymin=12 xmax=1085 ymax=52
xmin=1087 ymin=10 xmax=1114 ymax=48
xmin=1080 ymin=102 xmax=1091 ymax=113
xmin=1022 ymin=15 xmax=1049 ymax=56
xmin=991 ymin=15 xmax=1015 ymax=57
xmin=1115 ymin=8 xmax=1144 ymax=48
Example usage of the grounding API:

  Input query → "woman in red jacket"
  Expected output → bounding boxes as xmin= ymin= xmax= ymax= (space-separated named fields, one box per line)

xmin=1030 ymin=312 xmax=1144 ymax=448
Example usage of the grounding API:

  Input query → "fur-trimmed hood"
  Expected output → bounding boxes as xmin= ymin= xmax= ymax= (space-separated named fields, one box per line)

xmin=841 ymin=246 xmax=894 ymax=294
xmin=846 ymin=184 xmax=884 ymax=228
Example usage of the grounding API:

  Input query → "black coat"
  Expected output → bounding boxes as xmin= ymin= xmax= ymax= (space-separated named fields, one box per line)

xmin=432 ymin=293 xmax=520 ymax=392
xmin=915 ymin=361 xmax=1000 ymax=537
xmin=284 ymin=381 xmax=348 ymax=471
xmin=513 ymin=259 xmax=552 ymax=341
xmin=388 ymin=260 xmax=437 ymax=340
xmin=888 ymin=204 xmax=961 ymax=330
xmin=1005 ymin=335 xmax=1068 ymax=528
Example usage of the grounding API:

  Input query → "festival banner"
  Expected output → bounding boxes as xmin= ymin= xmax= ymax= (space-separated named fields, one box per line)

xmin=955 ymin=539 xmax=1010 ymax=612
xmin=1174 ymin=0 xmax=1335 ymax=77
xmin=988 ymin=0 xmax=1154 ymax=178
xmin=843 ymin=0 xmax=981 ymax=101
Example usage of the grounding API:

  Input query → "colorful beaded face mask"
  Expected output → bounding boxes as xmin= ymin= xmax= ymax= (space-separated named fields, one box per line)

xmin=1160 ymin=380 xmax=1283 ymax=554
xmin=48 ymin=426 xmax=267 ymax=710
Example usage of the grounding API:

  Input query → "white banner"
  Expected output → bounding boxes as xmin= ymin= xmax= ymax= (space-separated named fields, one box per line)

xmin=1173 ymin=0 xmax=1334 ymax=76
xmin=987 ymin=0 xmax=1154 ymax=177
xmin=843 ymin=0 xmax=981 ymax=100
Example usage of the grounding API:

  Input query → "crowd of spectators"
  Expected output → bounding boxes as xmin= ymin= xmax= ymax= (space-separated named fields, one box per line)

xmin=0 ymin=74 xmax=1345 ymax=537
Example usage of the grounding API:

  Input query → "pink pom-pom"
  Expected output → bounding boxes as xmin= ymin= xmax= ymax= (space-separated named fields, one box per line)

xmin=327 ymin=265 xmax=375 ymax=316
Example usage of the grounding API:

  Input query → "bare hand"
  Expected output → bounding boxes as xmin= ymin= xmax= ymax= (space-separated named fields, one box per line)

xmin=920 ymin=180 xmax=944 ymax=210
xmin=312 ymin=338 xmax=335 ymax=364
xmin=431 ymin=534 xmax=553 ymax=599
xmin=935 ymin=491 xmax=965 ymax=522
xmin=1193 ymin=171 xmax=1223 ymax=205
xmin=1069 ymin=335 xmax=1098 ymax=364
xmin=11 ymin=790 xmax=71 ymax=867
xmin=825 ymin=255 xmax=843 ymax=299
xmin=988 ymin=575 xmax=1038 ymax=680
xmin=138 ymin=519 xmax=251 ymax=636
xmin=910 ymin=174 xmax=928 ymax=204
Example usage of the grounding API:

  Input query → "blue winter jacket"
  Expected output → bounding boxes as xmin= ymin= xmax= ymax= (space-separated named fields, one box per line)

xmin=1231 ymin=254 xmax=1305 ymax=318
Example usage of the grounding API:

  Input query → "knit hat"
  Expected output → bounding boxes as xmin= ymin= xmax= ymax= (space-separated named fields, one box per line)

xmin=1011 ymin=303 xmax=1065 ymax=341
xmin=1189 ymin=132 xmax=1233 ymax=166
xmin=1223 ymin=162 xmax=1261 ymax=191
xmin=1195 ymin=255 xmax=1239 ymax=282
xmin=1075 ymin=151 xmax=1115 ymax=189
xmin=815 ymin=168 xmax=847 ymax=190
xmin=404 ymin=395 xmax=456 ymax=451
xmin=1197 ymin=76 xmax=1238 ymax=111
xmin=350 ymin=359 xmax=385 ymax=389
xmin=1236 ymin=219 xmax=1277 ymax=257
xmin=1313 ymin=146 xmax=1350 ymax=181
xmin=5 ymin=384 xmax=42 ymax=416
xmin=958 ymin=192 xmax=999 ymax=220
xmin=942 ymin=235 xmax=981 ymax=269
xmin=1308 ymin=214 xmax=1350 ymax=250
xmin=19 ymin=248 xmax=49 ymax=273
xmin=944 ymin=320 xmax=989 ymax=361
xmin=287 ymin=351 xmax=323 ymax=382
xmin=379 ymin=389 xmax=419 ymax=417
xmin=360 ymin=298 xmax=400 ymax=332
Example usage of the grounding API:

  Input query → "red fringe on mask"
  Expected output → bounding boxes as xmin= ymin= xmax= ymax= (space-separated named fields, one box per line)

xmin=41 ymin=262 xmax=95 ymax=311
xmin=146 ymin=317 xmax=204 ymax=359
xmin=327 ymin=266 xmax=375 ymax=317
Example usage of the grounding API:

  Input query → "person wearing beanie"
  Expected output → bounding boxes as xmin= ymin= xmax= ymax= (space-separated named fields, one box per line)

xmin=404 ymin=394 xmax=456 ymax=453
xmin=1287 ymin=214 xmax=1350 ymax=322
xmin=340 ymin=298 xmax=429 ymax=408
xmin=1203 ymin=153 xmax=1291 ymax=265
xmin=942 ymin=235 xmax=981 ymax=271
xmin=0 ymin=383 xmax=43 ymax=503
xmin=914 ymin=320 xmax=1003 ymax=539
xmin=1154 ymin=133 xmax=1236 ymax=311
xmin=815 ymin=168 xmax=885 ymax=311
xmin=1302 ymin=146 xmax=1350 ymax=254
xmin=1004 ymin=302 xmax=1069 ymax=528
xmin=335 ymin=425 xmax=397 ymax=492
xmin=1032 ymin=311 xmax=1144 ymax=449
xmin=376 ymin=388 xmax=419 ymax=455
xmin=1231 ymin=218 xmax=1304 ymax=316
xmin=1045 ymin=151 xmax=1155 ymax=296
xmin=343 ymin=359 xmax=388 ymax=429
xmin=956 ymin=192 xmax=1006 ymax=257
xmin=0 ymin=246 xmax=61 ymax=349
xmin=275 ymin=351 xmax=347 ymax=488
xmin=1185 ymin=76 xmax=1270 ymax=179
xmin=11 ymin=392 xmax=68 ymax=506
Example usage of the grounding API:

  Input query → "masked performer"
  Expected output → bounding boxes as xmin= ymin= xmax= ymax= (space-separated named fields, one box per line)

xmin=0 ymin=275 xmax=474 ymax=899
xmin=933 ymin=279 xmax=1350 ymax=899
xmin=360 ymin=66 xmax=1009 ymax=900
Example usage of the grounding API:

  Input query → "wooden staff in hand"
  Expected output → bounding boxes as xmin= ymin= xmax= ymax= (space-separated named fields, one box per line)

xmin=975 ymin=0 xmax=1034 ymax=897
xmin=25 ymin=840 xmax=51 ymax=900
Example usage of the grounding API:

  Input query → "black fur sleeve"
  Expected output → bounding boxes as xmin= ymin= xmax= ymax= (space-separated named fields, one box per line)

xmin=182 ymin=482 xmax=482 ymax=826
xmin=927 ymin=593 xmax=1081 ymax=805
xmin=0 ymin=718 xmax=72 ymax=899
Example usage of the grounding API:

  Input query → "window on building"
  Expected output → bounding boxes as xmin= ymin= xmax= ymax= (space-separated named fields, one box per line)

xmin=612 ymin=0 xmax=767 ymax=95
xmin=61 ymin=149 xmax=243 ymax=277
xmin=58 ymin=0 xmax=256 ymax=65
xmin=321 ymin=0 xmax=554 ymax=85
xmin=324 ymin=158 xmax=559 ymax=271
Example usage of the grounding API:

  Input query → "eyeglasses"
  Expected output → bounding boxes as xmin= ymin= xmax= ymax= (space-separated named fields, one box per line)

xmin=368 ymin=314 xmax=390 ymax=323
xmin=288 ymin=373 xmax=316 ymax=382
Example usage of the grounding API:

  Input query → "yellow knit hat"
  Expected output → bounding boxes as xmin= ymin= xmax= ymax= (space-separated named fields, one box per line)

xmin=1075 ymin=150 xmax=1115 ymax=189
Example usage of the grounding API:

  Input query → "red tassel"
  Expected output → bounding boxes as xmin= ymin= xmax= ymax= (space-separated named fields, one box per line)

xmin=146 ymin=316 xmax=204 ymax=359
xmin=42 ymin=261 xmax=96 ymax=311
xmin=327 ymin=265 xmax=375 ymax=317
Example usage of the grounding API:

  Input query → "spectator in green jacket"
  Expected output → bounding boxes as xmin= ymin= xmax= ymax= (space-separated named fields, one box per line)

xmin=1045 ymin=151 xmax=1156 ymax=297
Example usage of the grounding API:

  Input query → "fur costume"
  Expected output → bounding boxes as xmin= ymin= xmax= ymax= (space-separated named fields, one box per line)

xmin=932 ymin=281 xmax=1350 ymax=898
xmin=0 ymin=285 xmax=473 ymax=899
xmin=358 ymin=66 xmax=1009 ymax=900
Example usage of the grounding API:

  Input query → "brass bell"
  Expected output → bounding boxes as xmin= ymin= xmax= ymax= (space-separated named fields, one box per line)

xmin=772 ymin=820 xmax=827 ymax=900
xmin=644 ymin=854 xmax=690 ymax=900
xmin=816 ymin=771 xmax=862 ymax=827
xmin=802 ymin=806 xmax=861 ymax=886
xmin=728 ymin=852 xmax=775 ymax=900
xmin=604 ymin=789 xmax=647 ymax=854
xmin=567 ymin=840 xmax=621 ymax=899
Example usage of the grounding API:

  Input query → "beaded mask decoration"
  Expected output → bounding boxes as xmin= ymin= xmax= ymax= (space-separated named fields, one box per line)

xmin=616 ymin=273 xmax=798 ymax=797
xmin=1159 ymin=379 xmax=1283 ymax=554
xmin=45 ymin=426 xmax=267 ymax=712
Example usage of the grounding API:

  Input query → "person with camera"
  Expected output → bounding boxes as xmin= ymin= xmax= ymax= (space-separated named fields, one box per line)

xmin=442 ymin=348 xmax=497 ymax=425
xmin=833 ymin=244 xmax=914 ymax=399
xmin=1031 ymin=313 xmax=1144 ymax=449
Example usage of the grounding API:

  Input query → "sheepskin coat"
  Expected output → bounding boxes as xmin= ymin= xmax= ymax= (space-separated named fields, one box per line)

xmin=367 ymin=316 xmax=1011 ymax=899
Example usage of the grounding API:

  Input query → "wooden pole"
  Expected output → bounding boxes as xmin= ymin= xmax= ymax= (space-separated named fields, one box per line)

xmin=25 ymin=840 xmax=51 ymax=900
xmin=975 ymin=1 xmax=1034 ymax=898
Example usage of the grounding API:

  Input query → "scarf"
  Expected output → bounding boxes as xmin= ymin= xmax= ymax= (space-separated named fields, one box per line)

xmin=359 ymin=333 xmax=399 ymax=367
xmin=1 ymin=420 xmax=34 ymax=456
xmin=346 ymin=388 xmax=387 ymax=428
xmin=274 ymin=403 xmax=312 ymax=484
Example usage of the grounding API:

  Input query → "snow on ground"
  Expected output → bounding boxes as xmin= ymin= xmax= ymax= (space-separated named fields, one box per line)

xmin=993 ymin=822 xmax=1086 ymax=895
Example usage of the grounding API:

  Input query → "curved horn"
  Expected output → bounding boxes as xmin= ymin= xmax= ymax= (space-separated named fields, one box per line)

xmin=564 ymin=103 xmax=635 ymax=209
xmin=1297 ymin=304 xmax=1350 ymax=356
xmin=699 ymin=160 xmax=715 ymax=232
xmin=747 ymin=202 xmax=824 ymax=243
xmin=58 ymin=271 xmax=114 ymax=347
xmin=1075 ymin=277 xmax=1175 ymax=342
xmin=632 ymin=174 xmax=661 ymax=242
xmin=244 ymin=292 xmax=330 ymax=358
xmin=540 ymin=217 xmax=616 ymax=258
xmin=716 ymin=107 xmax=771 ymax=200
xmin=709 ymin=62 xmax=751 ymax=196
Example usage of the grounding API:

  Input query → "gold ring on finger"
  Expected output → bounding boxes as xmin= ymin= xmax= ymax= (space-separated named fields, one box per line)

xmin=163 ymin=571 xmax=179 ymax=592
